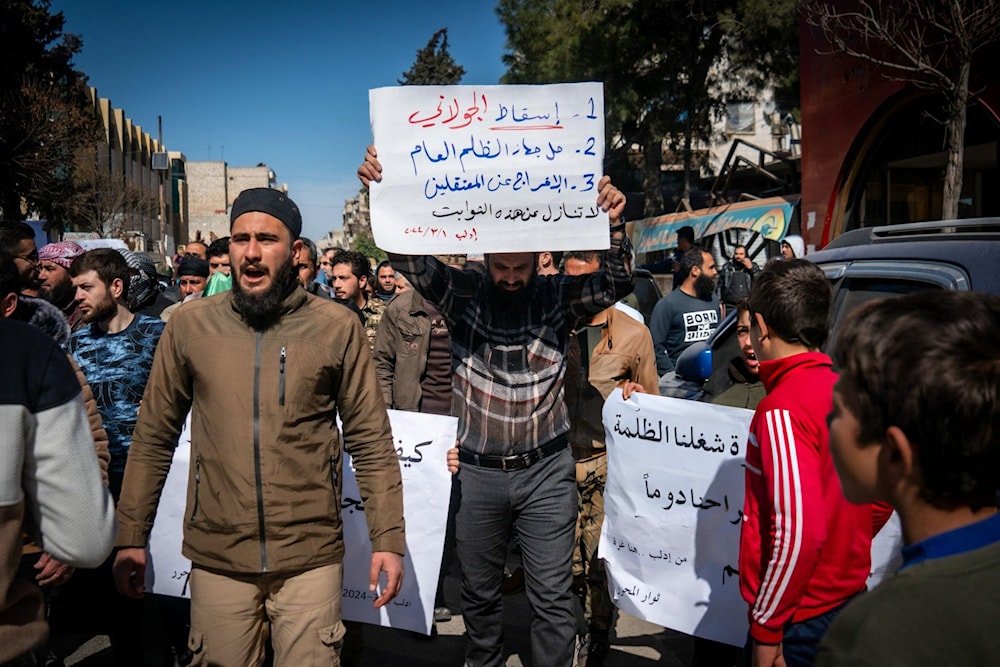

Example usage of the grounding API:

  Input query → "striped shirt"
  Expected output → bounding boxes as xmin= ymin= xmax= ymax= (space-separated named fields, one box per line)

xmin=388 ymin=234 xmax=633 ymax=456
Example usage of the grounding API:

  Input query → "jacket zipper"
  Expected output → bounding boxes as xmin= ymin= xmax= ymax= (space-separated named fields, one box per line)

xmin=189 ymin=454 xmax=201 ymax=520
xmin=330 ymin=455 xmax=338 ymax=495
xmin=253 ymin=333 xmax=268 ymax=572
xmin=278 ymin=346 xmax=286 ymax=406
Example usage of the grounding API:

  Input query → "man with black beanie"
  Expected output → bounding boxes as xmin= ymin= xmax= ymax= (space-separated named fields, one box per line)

xmin=112 ymin=187 xmax=405 ymax=667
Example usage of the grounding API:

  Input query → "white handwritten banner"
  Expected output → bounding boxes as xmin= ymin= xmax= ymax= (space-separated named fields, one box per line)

xmin=145 ymin=413 xmax=195 ymax=597
xmin=340 ymin=410 xmax=457 ymax=635
xmin=869 ymin=511 xmax=903 ymax=587
xmin=147 ymin=410 xmax=458 ymax=636
xmin=600 ymin=391 xmax=904 ymax=647
xmin=369 ymin=82 xmax=608 ymax=253
xmin=601 ymin=390 xmax=753 ymax=646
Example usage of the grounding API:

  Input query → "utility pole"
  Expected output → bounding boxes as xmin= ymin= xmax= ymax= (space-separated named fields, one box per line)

xmin=157 ymin=116 xmax=167 ymax=256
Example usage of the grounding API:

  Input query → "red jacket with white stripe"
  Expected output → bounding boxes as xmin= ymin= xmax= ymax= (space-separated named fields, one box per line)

xmin=739 ymin=352 xmax=876 ymax=644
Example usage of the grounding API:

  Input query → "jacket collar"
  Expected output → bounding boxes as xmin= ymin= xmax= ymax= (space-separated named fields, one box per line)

xmin=228 ymin=283 xmax=309 ymax=326
xmin=727 ymin=357 xmax=761 ymax=385
xmin=407 ymin=290 xmax=428 ymax=317
xmin=758 ymin=351 xmax=833 ymax=393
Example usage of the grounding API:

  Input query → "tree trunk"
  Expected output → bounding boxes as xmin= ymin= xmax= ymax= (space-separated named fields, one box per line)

xmin=942 ymin=57 xmax=970 ymax=221
xmin=682 ymin=118 xmax=693 ymax=208
xmin=1 ymin=193 xmax=22 ymax=222
xmin=642 ymin=134 xmax=664 ymax=217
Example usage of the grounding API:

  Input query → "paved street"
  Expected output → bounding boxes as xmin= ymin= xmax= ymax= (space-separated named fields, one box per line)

xmin=61 ymin=565 xmax=696 ymax=666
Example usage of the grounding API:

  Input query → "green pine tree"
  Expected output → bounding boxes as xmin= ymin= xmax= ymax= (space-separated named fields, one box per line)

xmin=399 ymin=28 xmax=466 ymax=85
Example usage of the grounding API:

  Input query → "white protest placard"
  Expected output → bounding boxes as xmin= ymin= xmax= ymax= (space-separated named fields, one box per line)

xmin=601 ymin=391 xmax=752 ymax=647
xmin=145 ymin=413 xmax=194 ymax=597
xmin=147 ymin=410 xmax=457 ymax=636
xmin=600 ymin=391 xmax=904 ymax=646
xmin=369 ymin=82 xmax=608 ymax=254
xmin=340 ymin=410 xmax=457 ymax=635
xmin=868 ymin=511 xmax=903 ymax=587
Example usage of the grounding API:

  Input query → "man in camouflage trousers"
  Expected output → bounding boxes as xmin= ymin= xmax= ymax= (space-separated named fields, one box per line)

xmin=563 ymin=250 xmax=661 ymax=667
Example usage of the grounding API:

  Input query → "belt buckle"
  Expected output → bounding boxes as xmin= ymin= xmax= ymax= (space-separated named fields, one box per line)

xmin=500 ymin=455 xmax=518 ymax=472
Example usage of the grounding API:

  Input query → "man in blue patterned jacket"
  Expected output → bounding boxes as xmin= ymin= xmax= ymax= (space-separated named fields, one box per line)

xmin=67 ymin=248 xmax=165 ymax=665
xmin=68 ymin=248 xmax=165 ymax=499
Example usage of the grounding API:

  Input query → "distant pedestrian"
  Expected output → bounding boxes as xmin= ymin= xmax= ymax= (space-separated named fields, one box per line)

xmin=536 ymin=251 xmax=562 ymax=276
xmin=207 ymin=236 xmax=231 ymax=276
xmin=780 ymin=234 xmax=805 ymax=259
xmin=374 ymin=259 xmax=397 ymax=303
xmin=183 ymin=240 xmax=208 ymax=261
xmin=717 ymin=245 xmax=759 ymax=312
xmin=296 ymin=237 xmax=335 ymax=299
xmin=119 ymin=249 xmax=175 ymax=319
xmin=330 ymin=249 xmax=384 ymax=349
xmin=0 ymin=221 xmax=41 ymax=296
xmin=38 ymin=240 xmax=86 ymax=329
xmin=650 ymin=247 xmax=721 ymax=376
xmin=638 ymin=224 xmax=695 ymax=290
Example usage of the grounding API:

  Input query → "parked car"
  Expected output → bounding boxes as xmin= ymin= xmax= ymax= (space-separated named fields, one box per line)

xmin=674 ymin=218 xmax=1000 ymax=400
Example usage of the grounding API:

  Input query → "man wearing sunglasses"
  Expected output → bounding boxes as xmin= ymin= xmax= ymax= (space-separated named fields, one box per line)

xmin=0 ymin=222 xmax=41 ymax=296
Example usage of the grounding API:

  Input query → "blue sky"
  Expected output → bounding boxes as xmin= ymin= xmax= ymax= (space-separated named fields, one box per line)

xmin=50 ymin=0 xmax=509 ymax=242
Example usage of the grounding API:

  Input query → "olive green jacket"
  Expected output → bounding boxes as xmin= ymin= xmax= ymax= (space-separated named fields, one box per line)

xmin=373 ymin=291 xmax=435 ymax=412
xmin=116 ymin=287 xmax=404 ymax=574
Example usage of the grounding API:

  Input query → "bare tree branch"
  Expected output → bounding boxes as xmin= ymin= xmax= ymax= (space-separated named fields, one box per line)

xmin=802 ymin=0 xmax=1000 ymax=219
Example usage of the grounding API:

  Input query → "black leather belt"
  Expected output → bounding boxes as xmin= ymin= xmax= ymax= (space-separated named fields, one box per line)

xmin=458 ymin=435 xmax=567 ymax=472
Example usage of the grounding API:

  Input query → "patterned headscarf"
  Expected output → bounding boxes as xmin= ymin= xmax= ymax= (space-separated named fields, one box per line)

xmin=118 ymin=249 xmax=163 ymax=310
xmin=38 ymin=241 xmax=84 ymax=269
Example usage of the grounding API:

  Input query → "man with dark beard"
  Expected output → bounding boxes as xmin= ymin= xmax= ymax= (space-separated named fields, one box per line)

xmin=111 ymin=187 xmax=405 ymax=667
xmin=68 ymin=249 xmax=165 ymax=495
xmin=650 ymin=246 xmax=720 ymax=376
xmin=373 ymin=259 xmax=396 ymax=303
xmin=0 ymin=222 xmax=41 ymax=296
xmin=359 ymin=146 xmax=633 ymax=667
xmin=66 ymin=248 xmax=166 ymax=665
xmin=38 ymin=241 xmax=86 ymax=329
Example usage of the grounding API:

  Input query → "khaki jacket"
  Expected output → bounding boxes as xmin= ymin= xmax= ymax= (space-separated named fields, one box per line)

xmin=117 ymin=288 xmax=405 ymax=574
xmin=566 ymin=307 xmax=660 ymax=460
xmin=372 ymin=291 xmax=432 ymax=411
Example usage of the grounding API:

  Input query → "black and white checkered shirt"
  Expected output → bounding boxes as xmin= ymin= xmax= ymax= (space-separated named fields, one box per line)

xmin=389 ymin=234 xmax=633 ymax=456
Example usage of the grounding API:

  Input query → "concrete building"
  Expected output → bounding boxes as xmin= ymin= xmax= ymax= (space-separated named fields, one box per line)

xmin=185 ymin=161 xmax=284 ymax=242
xmin=316 ymin=228 xmax=347 ymax=253
xmin=67 ymin=87 xmax=185 ymax=258
xmin=341 ymin=188 xmax=370 ymax=248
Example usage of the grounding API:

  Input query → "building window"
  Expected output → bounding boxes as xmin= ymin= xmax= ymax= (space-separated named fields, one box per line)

xmin=726 ymin=102 xmax=755 ymax=134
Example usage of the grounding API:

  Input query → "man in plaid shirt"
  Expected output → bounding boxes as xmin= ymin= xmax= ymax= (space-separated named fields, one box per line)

xmin=359 ymin=146 xmax=633 ymax=667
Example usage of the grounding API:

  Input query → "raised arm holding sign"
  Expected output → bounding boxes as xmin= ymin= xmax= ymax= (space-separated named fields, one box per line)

xmin=357 ymin=86 xmax=635 ymax=663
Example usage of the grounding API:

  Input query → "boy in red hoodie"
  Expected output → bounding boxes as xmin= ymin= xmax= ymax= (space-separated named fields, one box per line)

xmin=740 ymin=259 xmax=887 ymax=667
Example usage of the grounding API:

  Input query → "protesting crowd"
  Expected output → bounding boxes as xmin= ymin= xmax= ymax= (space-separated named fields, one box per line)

xmin=0 ymin=143 xmax=997 ymax=667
